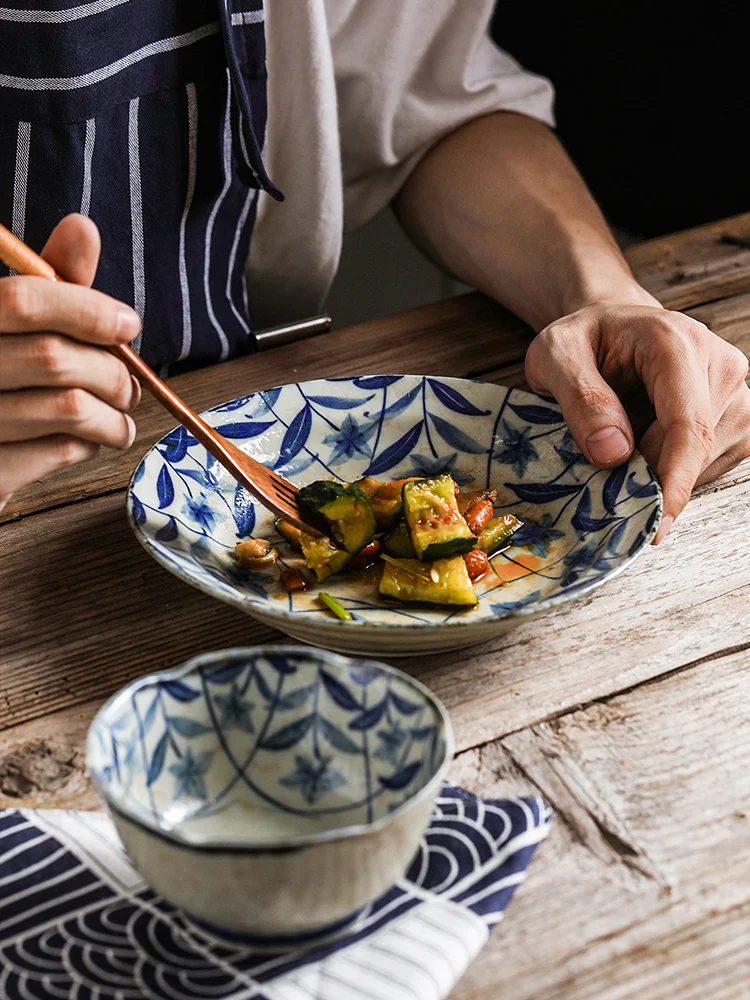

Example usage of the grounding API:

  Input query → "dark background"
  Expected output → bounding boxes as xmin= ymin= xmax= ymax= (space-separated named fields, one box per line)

xmin=491 ymin=3 xmax=748 ymax=237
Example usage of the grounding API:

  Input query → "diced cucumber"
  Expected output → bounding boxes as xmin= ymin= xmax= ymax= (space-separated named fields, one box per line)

xmin=402 ymin=475 xmax=475 ymax=561
xmin=477 ymin=514 xmax=523 ymax=555
xmin=297 ymin=481 xmax=376 ymax=553
xmin=299 ymin=532 xmax=351 ymax=582
xmin=383 ymin=521 xmax=415 ymax=558
xmin=354 ymin=477 xmax=417 ymax=530
xmin=379 ymin=555 xmax=477 ymax=606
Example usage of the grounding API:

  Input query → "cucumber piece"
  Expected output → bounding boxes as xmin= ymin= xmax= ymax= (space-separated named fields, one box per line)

xmin=379 ymin=555 xmax=477 ymax=606
xmin=299 ymin=532 xmax=351 ymax=582
xmin=477 ymin=514 xmax=523 ymax=555
xmin=354 ymin=477 xmax=417 ymax=530
xmin=354 ymin=477 xmax=383 ymax=499
xmin=274 ymin=518 xmax=303 ymax=551
xmin=297 ymin=481 xmax=376 ymax=553
xmin=383 ymin=521 xmax=415 ymax=558
xmin=402 ymin=475 xmax=475 ymax=561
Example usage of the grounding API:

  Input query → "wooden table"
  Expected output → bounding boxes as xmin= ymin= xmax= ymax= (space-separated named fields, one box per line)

xmin=2 ymin=213 xmax=750 ymax=999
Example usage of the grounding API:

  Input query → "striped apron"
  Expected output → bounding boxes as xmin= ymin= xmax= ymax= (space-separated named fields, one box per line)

xmin=0 ymin=0 xmax=281 ymax=372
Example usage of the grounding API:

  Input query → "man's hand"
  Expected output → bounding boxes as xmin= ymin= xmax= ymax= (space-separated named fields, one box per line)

xmin=525 ymin=302 xmax=750 ymax=542
xmin=0 ymin=214 xmax=141 ymax=513
xmin=396 ymin=112 xmax=750 ymax=541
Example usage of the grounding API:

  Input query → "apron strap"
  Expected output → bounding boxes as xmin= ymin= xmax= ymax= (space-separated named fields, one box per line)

xmin=218 ymin=0 xmax=283 ymax=200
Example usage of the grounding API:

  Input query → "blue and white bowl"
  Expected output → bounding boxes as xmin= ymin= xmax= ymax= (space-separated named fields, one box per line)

xmin=127 ymin=375 xmax=662 ymax=655
xmin=86 ymin=647 xmax=453 ymax=947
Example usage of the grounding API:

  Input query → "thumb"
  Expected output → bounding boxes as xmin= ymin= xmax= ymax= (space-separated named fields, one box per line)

xmin=41 ymin=213 xmax=101 ymax=288
xmin=526 ymin=328 xmax=634 ymax=468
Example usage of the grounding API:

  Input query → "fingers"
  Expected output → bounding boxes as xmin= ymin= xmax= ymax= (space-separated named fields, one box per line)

xmin=637 ymin=420 xmax=664 ymax=474
xmin=644 ymin=323 xmax=728 ymax=540
xmin=527 ymin=304 xmax=749 ymax=549
xmin=41 ymin=214 xmax=101 ymax=288
xmin=694 ymin=383 xmax=750 ymax=486
xmin=0 ymin=216 xmax=140 ymax=508
xmin=0 ymin=333 xmax=140 ymax=410
xmin=642 ymin=382 xmax=750 ymax=543
xmin=526 ymin=319 xmax=634 ymax=467
xmin=0 ymin=276 xmax=140 ymax=344
xmin=0 ymin=388 xmax=136 ymax=450
xmin=0 ymin=435 xmax=100 ymax=512
xmin=650 ymin=420 xmax=712 ymax=543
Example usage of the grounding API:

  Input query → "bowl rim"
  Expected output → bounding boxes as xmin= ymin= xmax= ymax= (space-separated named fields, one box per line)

xmin=86 ymin=645 xmax=455 ymax=852
xmin=126 ymin=375 xmax=663 ymax=633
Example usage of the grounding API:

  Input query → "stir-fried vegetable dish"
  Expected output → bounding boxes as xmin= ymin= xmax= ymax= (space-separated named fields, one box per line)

xmin=233 ymin=474 xmax=522 ymax=611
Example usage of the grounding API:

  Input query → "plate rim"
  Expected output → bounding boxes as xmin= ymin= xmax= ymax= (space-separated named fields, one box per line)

xmin=126 ymin=375 xmax=663 ymax=632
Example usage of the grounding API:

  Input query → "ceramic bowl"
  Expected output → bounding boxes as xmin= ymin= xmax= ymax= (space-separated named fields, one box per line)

xmin=127 ymin=375 xmax=662 ymax=656
xmin=86 ymin=646 xmax=453 ymax=948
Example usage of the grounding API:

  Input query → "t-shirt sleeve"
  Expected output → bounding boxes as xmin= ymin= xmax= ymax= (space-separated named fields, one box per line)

xmin=325 ymin=0 xmax=556 ymax=232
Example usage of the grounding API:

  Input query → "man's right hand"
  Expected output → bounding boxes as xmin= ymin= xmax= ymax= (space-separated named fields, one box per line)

xmin=0 ymin=214 xmax=141 ymax=513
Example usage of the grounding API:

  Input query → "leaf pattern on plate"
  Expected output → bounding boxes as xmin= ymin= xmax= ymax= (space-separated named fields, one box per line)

xmin=275 ymin=404 xmax=312 ymax=470
xmin=507 ymin=402 xmax=563 ymax=425
xmin=428 ymin=378 xmax=490 ymax=416
xmin=365 ymin=421 xmax=424 ymax=477
xmin=429 ymin=413 xmax=487 ymax=454
xmin=214 ymin=420 xmax=276 ymax=439
xmin=307 ymin=393 xmax=375 ymax=410
xmin=156 ymin=465 xmax=174 ymax=509
xmin=232 ymin=484 xmax=255 ymax=538
xmin=128 ymin=376 xmax=662 ymax=647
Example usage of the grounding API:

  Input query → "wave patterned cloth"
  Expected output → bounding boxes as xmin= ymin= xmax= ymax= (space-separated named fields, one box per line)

xmin=0 ymin=786 xmax=550 ymax=1000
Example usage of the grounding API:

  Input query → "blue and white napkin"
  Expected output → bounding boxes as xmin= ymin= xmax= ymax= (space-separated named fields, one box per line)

xmin=0 ymin=786 xmax=550 ymax=1000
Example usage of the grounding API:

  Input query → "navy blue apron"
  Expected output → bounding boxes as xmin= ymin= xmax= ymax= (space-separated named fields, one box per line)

xmin=0 ymin=0 xmax=281 ymax=373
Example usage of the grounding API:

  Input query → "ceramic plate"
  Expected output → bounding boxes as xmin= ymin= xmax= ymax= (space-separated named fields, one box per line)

xmin=127 ymin=375 xmax=662 ymax=655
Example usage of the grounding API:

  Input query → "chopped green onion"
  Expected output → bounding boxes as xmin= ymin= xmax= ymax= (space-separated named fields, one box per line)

xmin=380 ymin=553 xmax=433 ymax=582
xmin=319 ymin=592 xmax=353 ymax=621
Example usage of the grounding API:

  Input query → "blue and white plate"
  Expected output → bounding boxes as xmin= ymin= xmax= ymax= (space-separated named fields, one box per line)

xmin=127 ymin=375 xmax=662 ymax=655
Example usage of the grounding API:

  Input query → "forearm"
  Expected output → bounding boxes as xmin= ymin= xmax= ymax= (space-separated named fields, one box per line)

xmin=395 ymin=111 xmax=659 ymax=330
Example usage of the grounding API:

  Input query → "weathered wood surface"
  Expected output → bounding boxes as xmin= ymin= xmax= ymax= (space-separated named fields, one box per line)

xmin=450 ymin=646 xmax=750 ymax=999
xmin=4 ymin=601 xmax=750 ymax=999
xmin=2 ymin=212 xmax=750 ymax=999
xmin=627 ymin=212 xmax=750 ymax=311
xmin=2 ymin=453 xmax=747 ymax=777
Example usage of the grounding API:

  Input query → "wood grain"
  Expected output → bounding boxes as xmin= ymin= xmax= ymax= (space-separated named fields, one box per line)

xmin=2 ymin=448 xmax=747 ymax=746
xmin=626 ymin=212 xmax=750 ymax=311
xmin=3 ymin=214 xmax=750 ymax=1000
xmin=4 ymin=611 xmax=748 ymax=1000
xmin=450 ymin=646 xmax=750 ymax=1000
xmin=0 ymin=699 xmax=100 ymax=810
xmin=0 ymin=492 xmax=279 ymax=733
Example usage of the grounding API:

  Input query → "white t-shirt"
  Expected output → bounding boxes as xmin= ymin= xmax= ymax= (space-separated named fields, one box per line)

xmin=247 ymin=0 xmax=555 ymax=327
